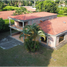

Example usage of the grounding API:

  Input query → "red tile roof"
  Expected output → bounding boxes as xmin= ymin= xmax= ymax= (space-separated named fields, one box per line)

xmin=0 ymin=11 xmax=15 ymax=19
xmin=38 ymin=17 xmax=67 ymax=35
xmin=9 ymin=12 xmax=57 ymax=21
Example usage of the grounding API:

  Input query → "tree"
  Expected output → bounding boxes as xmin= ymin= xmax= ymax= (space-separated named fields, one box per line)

xmin=55 ymin=0 xmax=60 ymax=4
xmin=13 ymin=7 xmax=33 ymax=15
xmin=0 ymin=18 xmax=5 ymax=32
xmin=0 ymin=1 xmax=5 ymax=10
xmin=36 ymin=1 xmax=58 ymax=13
xmin=65 ymin=0 xmax=67 ymax=6
xmin=20 ymin=23 xmax=46 ymax=52
xmin=1 ymin=0 xmax=33 ymax=7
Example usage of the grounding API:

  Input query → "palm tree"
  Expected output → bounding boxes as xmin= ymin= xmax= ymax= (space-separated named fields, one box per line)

xmin=20 ymin=23 xmax=46 ymax=41
xmin=19 ymin=23 xmax=46 ymax=52
xmin=20 ymin=23 xmax=40 ymax=41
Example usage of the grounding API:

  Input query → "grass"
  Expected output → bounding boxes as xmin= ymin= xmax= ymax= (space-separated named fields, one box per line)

xmin=57 ymin=13 xmax=67 ymax=17
xmin=0 ymin=43 xmax=67 ymax=66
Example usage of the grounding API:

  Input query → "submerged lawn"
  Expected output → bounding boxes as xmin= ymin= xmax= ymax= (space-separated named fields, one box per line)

xmin=0 ymin=44 xmax=67 ymax=66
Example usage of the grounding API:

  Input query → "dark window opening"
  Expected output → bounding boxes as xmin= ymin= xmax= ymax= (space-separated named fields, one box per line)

xmin=19 ymin=22 xmax=23 ymax=27
xmin=41 ymin=37 xmax=47 ymax=43
xmin=59 ymin=34 xmax=65 ymax=42
xmin=24 ymin=22 xmax=28 ymax=26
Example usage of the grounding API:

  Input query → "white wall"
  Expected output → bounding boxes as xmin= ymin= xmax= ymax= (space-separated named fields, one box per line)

xmin=47 ymin=35 xmax=56 ymax=48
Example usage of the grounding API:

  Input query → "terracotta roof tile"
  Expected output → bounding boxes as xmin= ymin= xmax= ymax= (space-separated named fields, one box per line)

xmin=38 ymin=17 xmax=67 ymax=35
xmin=0 ymin=11 xmax=15 ymax=19
xmin=9 ymin=12 xmax=57 ymax=21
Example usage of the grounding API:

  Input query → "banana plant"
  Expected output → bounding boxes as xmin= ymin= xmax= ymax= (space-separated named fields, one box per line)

xmin=38 ymin=30 xmax=46 ymax=41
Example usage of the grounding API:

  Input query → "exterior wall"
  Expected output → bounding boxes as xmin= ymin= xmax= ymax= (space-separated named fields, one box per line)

xmin=14 ymin=21 xmax=19 ymax=26
xmin=56 ymin=32 xmax=67 ymax=47
xmin=64 ymin=33 xmax=67 ymax=40
xmin=56 ymin=36 xmax=59 ymax=46
xmin=24 ymin=22 xmax=28 ymax=26
xmin=28 ymin=15 xmax=57 ymax=25
xmin=28 ymin=20 xmax=32 ymax=25
xmin=47 ymin=35 xmax=56 ymax=48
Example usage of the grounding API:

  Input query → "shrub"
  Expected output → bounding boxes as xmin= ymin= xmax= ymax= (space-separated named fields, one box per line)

xmin=3 ymin=19 xmax=14 ymax=31
xmin=0 ymin=18 xmax=5 ymax=32
xmin=13 ymin=7 xmax=27 ymax=15
xmin=2 ymin=6 xmax=20 ymax=11
xmin=0 ymin=1 xmax=5 ymax=10
xmin=24 ymin=38 xmax=40 ymax=52
xmin=64 ymin=8 xmax=67 ymax=13
xmin=0 ymin=18 xmax=14 ymax=32
xmin=58 ymin=10 xmax=64 ymax=14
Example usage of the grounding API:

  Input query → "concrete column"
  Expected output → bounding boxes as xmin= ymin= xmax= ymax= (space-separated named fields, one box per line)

xmin=64 ymin=33 xmax=67 ymax=40
xmin=23 ymin=22 xmax=24 ymax=28
xmin=23 ymin=21 xmax=24 ymax=42
xmin=28 ymin=21 xmax=29 ymax=25
xmin=56 ymin=37 xmax=59 ymax=46
xmin=32 ymin=20 xmax=33 ymax=25
xmin=47 ymin=35 xmax=56 ymax=48
xmin=9 ymin=18 xmax=12 ymax=35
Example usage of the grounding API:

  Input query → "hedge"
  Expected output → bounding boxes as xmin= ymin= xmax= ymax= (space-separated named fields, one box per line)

xmin=2 ymin=6 xmax=20 ymax=11
xmin=0 ymin=18 xmax=14 ymax=32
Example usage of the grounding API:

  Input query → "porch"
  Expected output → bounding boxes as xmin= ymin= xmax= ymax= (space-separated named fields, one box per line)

xmin=11 ymin=32 xmax=24 ymax=43
xmin=9 ymin=25 xmax=23 ymax=31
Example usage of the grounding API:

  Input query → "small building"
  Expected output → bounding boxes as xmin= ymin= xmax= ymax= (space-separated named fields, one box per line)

xmin=8 ymin=12 xmax=67 ymax=49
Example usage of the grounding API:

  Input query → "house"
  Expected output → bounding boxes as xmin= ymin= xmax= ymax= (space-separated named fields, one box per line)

xmin=8 ymin=12 xmax=67 ymax=49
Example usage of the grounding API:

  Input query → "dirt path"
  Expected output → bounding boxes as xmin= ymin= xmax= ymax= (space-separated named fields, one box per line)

xmin=0 ymin=11 xmax=15 ymax=19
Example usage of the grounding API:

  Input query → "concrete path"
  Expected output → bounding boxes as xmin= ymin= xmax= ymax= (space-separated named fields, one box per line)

xmin=0 ymin=36 xmax=23 ymax=49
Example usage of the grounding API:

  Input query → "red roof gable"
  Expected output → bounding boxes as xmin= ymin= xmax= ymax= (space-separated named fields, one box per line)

xmin=38 ymin=17 xmax=67 ymax=35
xmin=9 ymin=12 xmax=57 ymax=21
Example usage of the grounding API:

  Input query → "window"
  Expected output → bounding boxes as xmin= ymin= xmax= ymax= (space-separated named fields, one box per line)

xmin=59 ymin=34 xmax=65 ymax=42
xmin=24 ymin=22 xmax=28 ymax=26
xmin=19 ymin=22 xmax=23 ymax=27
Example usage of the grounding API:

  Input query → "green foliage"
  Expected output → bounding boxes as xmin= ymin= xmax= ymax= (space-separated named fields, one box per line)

xmin=0 ymin=1 xmax=5 ymax=11
xmin=3 ymin=19 xmax=14 ymax=31
xmin=13 ymin=7 xmax=27 ymax=15
xmin=20 ymin=23 xmax=40 ymax=52
xmin=0 ymin=18 xmax=5 ymax=31
xmin=2 ymin=6 xmax=20 ymax=11
xmin=24 ymin=39 xmax=40 ymax=52
xmin=64 ymin=8 xmax=67 ymax=13
xmin=55 ymin=0 xmax=60 ymax=4
xmin=0 ymin=18 xmax=14 ymax=32
xmin=2 ymin=1 xmax=33 ymax=7
xmin=36 ymin=1 xmax=58 ymax=13
xmin=13 ymin=7 xmax=33 ymax=15
xmin=65 ymin=1 xmax=67 ymax=6
xmin=58 ymin=10 xmax=64 ymax=14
